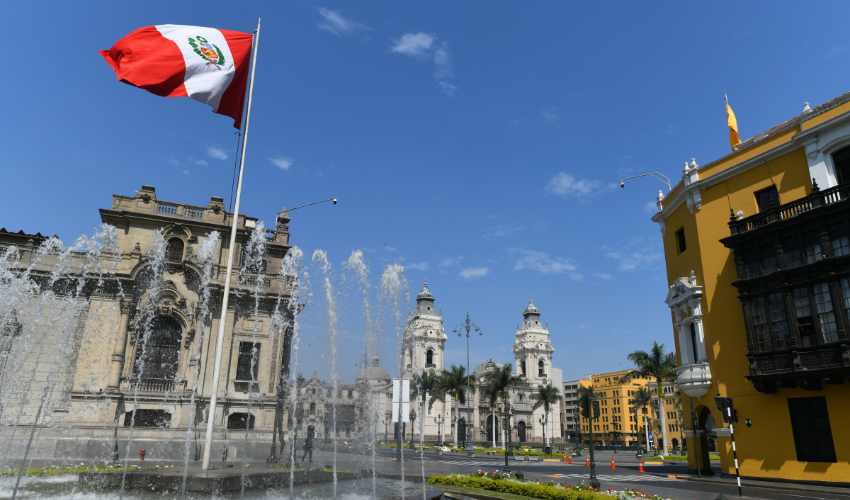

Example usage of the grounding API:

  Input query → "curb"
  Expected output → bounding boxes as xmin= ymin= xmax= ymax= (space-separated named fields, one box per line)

xmin=671 ymin=473 xmax=850 ymax=495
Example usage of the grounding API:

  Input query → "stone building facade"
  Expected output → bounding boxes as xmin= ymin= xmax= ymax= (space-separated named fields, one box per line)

xmin=0 ymin=185 xmax=296 ymax=461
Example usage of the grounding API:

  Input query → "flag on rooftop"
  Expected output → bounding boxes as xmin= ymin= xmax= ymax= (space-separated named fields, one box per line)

xmin=100 ymin=25 xmax=253 ymax=128
xmin=725 ymin=94 xmax=741 ymax=150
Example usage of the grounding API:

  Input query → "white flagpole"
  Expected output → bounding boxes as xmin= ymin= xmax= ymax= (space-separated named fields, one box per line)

xmin=202 ymin=16 xmax=262 ymax=471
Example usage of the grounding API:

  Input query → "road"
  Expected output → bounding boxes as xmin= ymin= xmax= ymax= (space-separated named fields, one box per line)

xmin=316 ymin=448 xmax=849 ymax=500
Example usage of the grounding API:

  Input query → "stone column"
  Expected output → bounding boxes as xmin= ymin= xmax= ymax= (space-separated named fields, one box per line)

xmin=108 ymin=301 xmax=132 ymax=391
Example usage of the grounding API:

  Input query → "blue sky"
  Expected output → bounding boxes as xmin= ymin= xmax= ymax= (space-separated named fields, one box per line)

xmin=3 ymin=1 xmax=850 ymax=381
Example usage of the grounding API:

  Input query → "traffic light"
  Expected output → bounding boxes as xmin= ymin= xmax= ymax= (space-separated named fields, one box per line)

xmin=714 ymin=396 xmax=738 ymax=423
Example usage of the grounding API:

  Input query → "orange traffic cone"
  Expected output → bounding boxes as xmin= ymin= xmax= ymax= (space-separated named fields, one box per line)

xmin=567 ymin=454 xmax=572 ymax=464
xmin=585 ymin=456 xmax=591 ymax=468
xmin=639 ymin=458 xmax=645 ymax=473
xmin=610 ymin=455 xmax=616 ymax=472
xmin=562 ymin=451 xmax=566 ymax=463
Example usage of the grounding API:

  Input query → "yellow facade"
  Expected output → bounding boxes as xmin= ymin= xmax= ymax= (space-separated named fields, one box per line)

xmin=577 ymin=370 xmax=683 ymax=451
xmin=656 ymin=92 xmax=850 ymax=483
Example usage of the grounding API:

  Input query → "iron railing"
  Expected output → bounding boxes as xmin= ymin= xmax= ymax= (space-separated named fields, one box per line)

xmin=730 ymin=184 xmax=850 ymax=235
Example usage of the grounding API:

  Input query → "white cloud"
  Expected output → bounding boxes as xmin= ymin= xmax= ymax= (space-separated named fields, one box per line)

xmin=513 ymin=249 xmax=578 ymax=276
xmin=603 ymin=239 xmax=663 ymax=272
xmin=541 ymin=107 xmax=560 ymax=124
xmin=207 ymin=146 xmax=228 ymax=160
xmin=182 ymin=169 xmax=190 ymax=176
xmin=391 ymin=33 xmax=435 ymax=57
xmin=439 ymin=256 xmax=464 ymax=268
xmin=317 ymin=7 xmax=369 ymax=36
xmin=593 ymin=272 xmax=614 ymax=281
xmin=459 ymin=266 xmax=489 ymax=279
xmin=194 ymin=159 xmax=208 ymax=167
xmin=392 ymin=33 xmax=456 ymax=95
xmin=406 ymin=261 xmax=430 ymax=272
xmin=545 ymin=172 xmax=603 ymax=199
xmin=270 ymin=156 xmax=294 ymax=171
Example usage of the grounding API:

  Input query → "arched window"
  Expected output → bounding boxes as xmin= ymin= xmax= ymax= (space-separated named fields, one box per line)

xmin=538 ymin=359 xmax=545 ymax=377
xmin=134 ymin=316 xmax=182 ymax=388
xmin=166 ymin=238 xmax=184 ymax=262
xmin=227 ymin=412 xmax=255 ymax=430
xmin=425 ymin=348 xmax=434 ymax=367
xmin=310 ymin=402 xmax=316 ymax=415
xmin=521 ymin=360 xmax=526 ymax=377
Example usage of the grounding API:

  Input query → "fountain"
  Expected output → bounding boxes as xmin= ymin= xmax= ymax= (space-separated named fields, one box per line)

xmin=0 ymin=188 xmax=452 ymax=499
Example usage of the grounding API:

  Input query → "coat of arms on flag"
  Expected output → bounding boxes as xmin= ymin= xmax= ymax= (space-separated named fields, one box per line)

xmin=189 ymin=35 xmax=225 ymax=67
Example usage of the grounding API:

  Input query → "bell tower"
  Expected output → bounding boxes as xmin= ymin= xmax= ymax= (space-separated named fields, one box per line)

xmin=513 ymin=301 xmax=554 ymax=384
xmin=402 ymin=283 xmax=446 ymax=377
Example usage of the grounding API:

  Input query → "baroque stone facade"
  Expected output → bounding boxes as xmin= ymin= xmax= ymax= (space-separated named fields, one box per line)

xmin=0 ymin=186 xmax=295 ymax=461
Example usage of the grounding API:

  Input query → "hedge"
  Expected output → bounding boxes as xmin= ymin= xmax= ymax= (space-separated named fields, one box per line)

xmin=427 ymin=474 xmax=613 ymax=500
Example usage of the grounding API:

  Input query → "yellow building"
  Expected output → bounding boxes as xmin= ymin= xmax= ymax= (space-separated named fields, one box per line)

xmin=577 ymin=370 xmax=683 ymax=451
xmin=655 ymin=92 xmax=850 ymax=483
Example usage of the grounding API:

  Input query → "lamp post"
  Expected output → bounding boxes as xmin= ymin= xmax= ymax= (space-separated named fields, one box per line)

xmin=436 ymin=414 xmax=444 ymax=445
xmin=453 ymin=313 xmax=482 ymax=454
xmin=618 ymin=171 xmax=672 ymax=192
xmin=502 ymin=404 xmax=513 ymax=469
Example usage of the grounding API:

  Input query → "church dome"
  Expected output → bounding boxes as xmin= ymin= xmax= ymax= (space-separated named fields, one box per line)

xmin=416 ymin=283 xmax=434 ymax=301
xmin=359 ymin=355 xmax=391 ymax=382
xmin=523 ymin=300 xmax=539 ymax=316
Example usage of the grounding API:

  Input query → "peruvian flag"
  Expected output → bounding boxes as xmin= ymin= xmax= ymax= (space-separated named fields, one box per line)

xmin=101 ymin=25 xmax=252 ymax=128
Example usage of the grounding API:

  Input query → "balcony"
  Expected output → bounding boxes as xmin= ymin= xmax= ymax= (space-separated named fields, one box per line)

xmin=676 ymin=362 xmax=712 ymax=398
xmin=747 ymin=343 xmax=850 ymax=392
xmin=729 ymin=184 xmax=850 ymax=236
xmin=124 ymin=378 xmax=188 ymax=394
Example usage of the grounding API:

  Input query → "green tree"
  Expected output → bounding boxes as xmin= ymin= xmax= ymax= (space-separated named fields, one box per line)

xmin=630 ymin=387 xmax=654 ymax=450
xmin=627 ymin=342 xmax=677 ymax=456
xmin=532 ymin=383 xmax=561 ymax=448
xmin=483 ymin=364 xmax=521 ymax=448
xmin=438 ymin=365 xmax=475 ymax=445
xmin=480 ymin=376 xmax=501 ymax=448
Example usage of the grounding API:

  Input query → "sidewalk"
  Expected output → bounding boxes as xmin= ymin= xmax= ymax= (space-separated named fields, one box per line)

xmin=672 ymin=471 xmax=850 ymax=496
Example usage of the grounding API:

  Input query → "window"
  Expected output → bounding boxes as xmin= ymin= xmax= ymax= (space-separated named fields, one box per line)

xmin=831 ymin=235 xmax=850 ymax=258
xmin=768 ymin=293 xmax=790 ymax=350
xmin=788 ymin=397 xmax=836 ymax=462
xmin=235 ymin=342 xmax=260 ymax=392
xmin=347 ymin=389 xmax=353 ymax=399
xmin=754 ymin=186 xmax=780 ymax=212
xmin=521 ymin=360 xmax=526 ymax=377
xmin=831 ymin=146 xmax=850 ymax=185
xmin=538 ymin=359 xmax=545 ymax=377
xmin=134 ymin=316 xmax=181 ymax=383
xmin=794 ymin=288 xmax=816 ymax=348
xmin=227 ymin=412 xmax=255 ymax=430
xmin=688 ymin=322 xmax=699 ymax=363
xmin=309 ymin=402 xmax=316 ymax=415
xmin=124 ymin=409 xmax=171 ymax=428
xmin=744 ymin=297 xmax=770 ymax=352
xmin=425 ymin=348 xmax=434 ymax=367
xmin=166 ymin=238 xmax=184 ymax=262
xmin=675 ymin=228 xmax=687 ymax=254
xmin=813 ymin=283 xmax=839 ymax=343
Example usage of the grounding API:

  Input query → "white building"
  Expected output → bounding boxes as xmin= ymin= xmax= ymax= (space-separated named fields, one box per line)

xmin=403 ymin=286 xmax=564 ymax=447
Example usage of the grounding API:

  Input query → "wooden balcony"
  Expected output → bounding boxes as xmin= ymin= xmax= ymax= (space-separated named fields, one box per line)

xmin=729 ymin=184 xmax=850 ymax=236
xmin=747 ymin=343 xmax=850 ymax=392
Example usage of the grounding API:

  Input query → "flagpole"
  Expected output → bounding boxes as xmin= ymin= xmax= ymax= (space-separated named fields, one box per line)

xmin=202 ymin=16 xmax=262 ymax=471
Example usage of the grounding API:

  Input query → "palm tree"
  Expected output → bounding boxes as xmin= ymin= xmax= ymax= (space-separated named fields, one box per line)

xmin=410 ymin=370 xmax=441 ymax=443
xmin=578 ymin=386 xmax=600 ymax=488
xmin=483 ymin=364 xmax=521 ymax=449
xmin=630 ymin=387 xmax=653 ymax=451
xmin=438 ymin=365 xmax=474 ymax=446
xmin=532 ymin=383 xmax=561 ymax=449
xmin=627 ymin=342 xmax=677 ymax=456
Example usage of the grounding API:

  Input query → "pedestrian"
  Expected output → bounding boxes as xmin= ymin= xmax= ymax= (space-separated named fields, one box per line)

xmin=301 ymin=425 xmax=315 ymax=465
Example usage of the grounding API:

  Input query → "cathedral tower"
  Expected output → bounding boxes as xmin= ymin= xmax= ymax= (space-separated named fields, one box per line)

xmin=513 ymin=301 xmax=555 ymax=385
xmin=402 ymin=283 xmax=447 ymax=376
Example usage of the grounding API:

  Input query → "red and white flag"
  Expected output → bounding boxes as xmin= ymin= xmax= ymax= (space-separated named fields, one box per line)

xmin=101 ymin=25 xmax=252 ymax=128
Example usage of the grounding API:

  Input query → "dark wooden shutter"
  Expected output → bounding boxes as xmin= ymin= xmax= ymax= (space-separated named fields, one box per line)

xmin=788 ymin=397 xmax=836 ymax=462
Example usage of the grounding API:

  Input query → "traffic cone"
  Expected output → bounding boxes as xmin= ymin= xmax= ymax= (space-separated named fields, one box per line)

xmin=584 ymin=456 xmax=590 ymax=468
xmin=562 ymin=451 xmax=566 ymax=463
xmin=610 ymin=455 xmax=616 ymax=472
xmin=639 ymin=458 xmax=645 ymax=473
xmin=567 ymin=454 xmax=572 ymax=464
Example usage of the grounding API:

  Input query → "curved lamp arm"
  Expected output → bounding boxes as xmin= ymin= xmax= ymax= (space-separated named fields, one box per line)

xmin=618 ymin=171 xmax=672 ymax=192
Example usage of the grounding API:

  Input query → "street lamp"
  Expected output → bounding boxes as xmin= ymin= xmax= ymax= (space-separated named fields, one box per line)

xmin=435 ymin=414 xmax=444 ymax=445
xmin=502 ymin=404 xmax=514 ymax=469
xmin=618 ymin=171 xmax=672 ymax=192
xmin=282 ymin=196 xmax=338 ymax=213
xmin=453 ymin=313 xmax=482 ymax=454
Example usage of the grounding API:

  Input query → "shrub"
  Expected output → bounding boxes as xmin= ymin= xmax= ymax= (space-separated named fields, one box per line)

xmin=427 ymin=474 xmax=613 ymax=499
